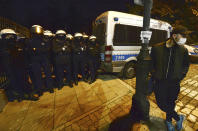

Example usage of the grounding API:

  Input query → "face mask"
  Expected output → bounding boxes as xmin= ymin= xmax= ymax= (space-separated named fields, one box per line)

xmin=57 ymin=36 xmax=65 ymax=41
xmin=176 ymin=37 xmax=187 ymax=45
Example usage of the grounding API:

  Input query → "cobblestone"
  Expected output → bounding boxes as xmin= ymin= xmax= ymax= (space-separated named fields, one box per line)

xmin=192 ymin=109 xmax=198 ymax=117
xmin=187 ymin=114 xmax=197 ymax=123
xmin=180 ymin=86 xmax=187 ymax=91
xmin=71 ymin=124 xmax=80 ymax=131
xmin=185 ymin=104 xmax=195 ymax=110
xmin=181 ymin=96 xmax=192 ymax=105
xmin=181 ymin=108 xmax=192 ymax=115
xmin=176 ymin=101 xmax=184 ymax=107
xmin=189 ymin=99 xmax=198 ymax=107
xmin=187 ymin=91 xmax=198 ymax=98
xmin=175 ymin=105 xmax=181 ymax=112
xmin=194 ymin=95 xmax=198 ymax=101
xmin=193 ymin=122 xmax=198 ymax=130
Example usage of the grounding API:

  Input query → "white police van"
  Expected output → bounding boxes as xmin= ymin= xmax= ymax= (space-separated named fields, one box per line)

xmin=92 ymin=11 xmax=172 ymax=78
xmin=184 ymin=44 xmax=198 ymax=63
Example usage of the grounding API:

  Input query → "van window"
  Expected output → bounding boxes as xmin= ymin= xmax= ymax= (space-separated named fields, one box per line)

xmin=92 ymin=23 xmax=106 ymax=45
xmin=113 ymin=24 xmax=168 ymax=46
xmin=113 ymin=24 xmax=140 ymax=46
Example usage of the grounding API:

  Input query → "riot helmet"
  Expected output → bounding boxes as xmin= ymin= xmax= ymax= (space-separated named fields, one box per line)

xmin=55 ymin=30 xmax=66 ymax=42
xmin=43 ymin=30 xmax=53 ymax=42
xmin=31 ymin=25 xmax=44 ymax=35
xmin=89 ymin=35 xmax=96 ymax=42
xmin=0 ymin=28 xmax=17 ymax=42
xmin=74 ymin=32 xmax=83 ymax=41
xmin=66 ymin=34 xmax=73 ymax=41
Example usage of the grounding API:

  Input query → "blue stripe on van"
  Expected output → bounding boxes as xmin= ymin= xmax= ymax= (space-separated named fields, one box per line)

xmin=193 ymin=45 xmax=198 ymax=48
xmin=112 ymin=54 xmax=138 ymax=61
xmin=190 ymin=52 xmax=198 ymax=55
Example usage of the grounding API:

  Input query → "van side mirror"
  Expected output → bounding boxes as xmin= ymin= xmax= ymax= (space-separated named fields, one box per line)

xmin=134 ymin=0 xmax=144 ymax=6
xmin=133 ymin=0 xmax=153 ymax=8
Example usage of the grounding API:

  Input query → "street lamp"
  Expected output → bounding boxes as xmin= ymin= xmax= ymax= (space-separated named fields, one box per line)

xmin=130 ymin=0 xmax=153 ymax=122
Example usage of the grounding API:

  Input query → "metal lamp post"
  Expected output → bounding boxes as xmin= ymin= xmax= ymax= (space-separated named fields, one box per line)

xmin=130 ymin=0 xmax=153 ymax=122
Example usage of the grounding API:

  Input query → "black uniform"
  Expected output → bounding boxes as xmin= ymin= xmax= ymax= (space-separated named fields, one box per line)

xmin=27 ymin=35 xmax=54 ymax=96
xmin=72 ymin=37 xmax=88 ymax=85
xmin=0 ymin=35 xmax=23 ymax=101
xmin=82 ymin=37 xmax=89 ymax=81
xmin=52 ymin=37 xmax=73 ymax=88
xmin=87 ymin=40 xmax=100 ymax=83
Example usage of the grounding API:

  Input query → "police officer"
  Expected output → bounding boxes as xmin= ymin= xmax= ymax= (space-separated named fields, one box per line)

xmin=66 ymin=34 xmax=75 ymax=84
xmin=73 ymin=33 xmax=88 ymax=85
xmin=82 ymin=34 xmax=89 ymax=81
xmin=87 ymin=35 xmax=100 ymax=84
xmin=43 ymin=30 xmax=54 ymax=64
xmin=14 ymin=36 xmax=39 ymax=101
xmin=42 ymin=30 xmax=55 ymax=92
xmin=27 ymin=25 xmax=54 ymax=97
xmin=0 ymin=29 xmax=23 ymax=101
xmin=52 ymin=30 xmax=73 ymax=89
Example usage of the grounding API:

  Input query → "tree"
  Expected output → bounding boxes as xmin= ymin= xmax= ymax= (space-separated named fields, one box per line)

xmin=126 ymin=0 xmax=198 ymax=44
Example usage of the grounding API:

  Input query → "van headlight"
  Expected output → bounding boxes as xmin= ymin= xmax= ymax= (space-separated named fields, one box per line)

xmin=194 ymin=49 xmax=198 ymax=54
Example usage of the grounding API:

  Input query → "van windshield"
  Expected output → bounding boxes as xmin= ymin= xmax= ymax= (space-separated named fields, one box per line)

xmin=113 ymin=24 xmax=168 ymax=46
xmin=92 ymin=23 xmax=106 ymax=45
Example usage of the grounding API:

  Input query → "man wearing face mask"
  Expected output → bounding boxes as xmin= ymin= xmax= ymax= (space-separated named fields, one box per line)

xmin=150 ymin=25 xmax=190 ymax=131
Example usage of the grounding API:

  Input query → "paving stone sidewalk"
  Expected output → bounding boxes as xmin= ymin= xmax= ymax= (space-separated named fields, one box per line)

xmin=0 ymin=74 xmax=195 ymax=131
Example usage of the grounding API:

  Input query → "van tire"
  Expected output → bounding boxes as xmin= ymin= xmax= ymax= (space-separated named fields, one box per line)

xmin=123 ymin=62 xmax=136 ymax=79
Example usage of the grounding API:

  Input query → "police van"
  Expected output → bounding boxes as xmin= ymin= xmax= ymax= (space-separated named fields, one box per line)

xmin=184 ymin=44 xmax=198 ymax=63
xmin=92 ymin=11 xmax=172 ymax=78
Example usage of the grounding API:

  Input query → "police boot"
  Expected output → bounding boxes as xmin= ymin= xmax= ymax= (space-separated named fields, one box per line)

xmin=74 ymin=80 xmax=78 ymax=85
xmin=68 ymin=81 xmax=73 ymax=88
xmin=30 ymin=95 xmax=39 ymax=101
xmin=83 ymin=78 xmax=88 ymax=83
xmin=58 ymin=83 xmax=64 ymax=90
xmin=89 ymin=79 xmax=95 ymax=84
xmin=49 ymin=88 xmax=54 ymax=93
xmin=6 ymin=91 xmax=15 ymax=102
xmin=17 ymin=92 xmax=25 ymax=102
xmin=37 ymin=90 xmax=43 ymax=97
xmin=26 ymin=93 xmax=39 ymax=101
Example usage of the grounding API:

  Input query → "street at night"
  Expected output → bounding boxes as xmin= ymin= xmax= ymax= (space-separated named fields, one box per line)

xmin=0 ymin=0 xmax=198 ymax=131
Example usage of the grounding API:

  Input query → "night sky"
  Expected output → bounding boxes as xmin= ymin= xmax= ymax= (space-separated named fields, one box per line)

xmin=0 ymin=0 xmax=130 ymax=34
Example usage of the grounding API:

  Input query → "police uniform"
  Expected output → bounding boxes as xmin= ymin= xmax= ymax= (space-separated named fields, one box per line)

xmin=82 ymin=34 xmax=89 ymax=81
xmin=27 ymin=25 xmax=54 ymax=96
xmin=0 ymin=29 xmax=23 ymax=101
xmin=87 ymin=35 xmax=100 ymax=84
xmin=52 ymin=30 xmax=73 ymax=89
xmin=73 ymin=33 xmax=88 ymax=85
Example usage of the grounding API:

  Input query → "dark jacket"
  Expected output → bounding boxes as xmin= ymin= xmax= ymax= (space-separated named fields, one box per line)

xmin=150 ymin=41 xmax=190 ymax=81
xmin=87 ymin=42 xmax=100 ymax=57
xmin=72 ymin=39 xmax=87 ymax=55
xmin=27 ymin=37 xmax=51 ymax=60
xmin=52 ymin=39 xmax=72 ymax=65
xmin=52 ymin=40 xmax=72 ymax=54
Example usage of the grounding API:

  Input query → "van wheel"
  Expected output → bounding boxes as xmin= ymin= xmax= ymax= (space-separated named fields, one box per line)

xmin=124 ymin=62 xmax=136 ymax=79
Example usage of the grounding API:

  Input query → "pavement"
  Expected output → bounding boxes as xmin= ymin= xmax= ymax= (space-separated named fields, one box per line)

xmin=0 ymin=65 xmax=197 ymax=131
